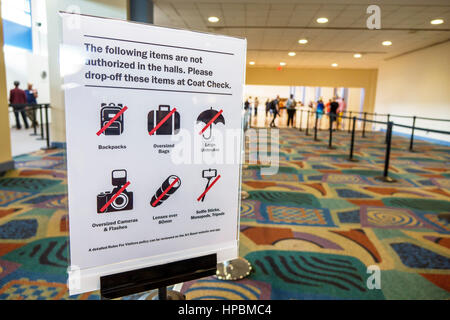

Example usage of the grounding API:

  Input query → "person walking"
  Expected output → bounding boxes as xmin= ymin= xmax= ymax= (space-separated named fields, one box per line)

xmin=325 ymin=99 xmax=332 ymax=114
xmin=269 ymin=95 xmax=280 ymax=128
xmin=286 ymin=94 xmax=296 ymax=128
xmin=25 ymin=83 xmax=38 ymax=127
xmin=9 ymin=81 xmax=29 ymax=129
xmin=330 ymin=98 xmax=339 ymax=130
xmin=337 ymin=97 xmax=346 ymax=130
xmin=316 ymin=99 xmax=325 ymax=129
xmin=244 ymin=98 xmax=250 ymax=111
xmin=254 ymin=97 xmax=259 ymax=117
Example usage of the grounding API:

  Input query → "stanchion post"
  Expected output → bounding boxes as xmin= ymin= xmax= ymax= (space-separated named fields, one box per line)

xmin=328 ymin=114 xmax=335 ymax=149
xmin=384 ymin=122 xmax=393 ymax=178
xmin=409 ymin=116 xmax=416 ymax=152
xmin=348 ymin=111 xmax=352 ymax=133
xmin=376 ymin=121 xmax=396 ymax=183
xmin=38 ymin=104 xmax=44 ymax=141
xmin=306 ymin=110 xmax=310 ymax=136
xmin=362 ymin=112 xmax=367 ymax=138
xmin=373 ymin=113 xmax=377 ymax=132
xmin=30 ymin=105 xmax=38 ymax=136
xmin=384 ymin=117 xmax=389 ymax=144
xmin=314 ymin=111 xmax=320 ymax=141
xmin=44 ymin=104 xmax=50 ymax=149
xmin=348 ymin=116 xmax=358 ymax=162
xmin=158 ymin=287 xmax=167 ymax=300
xmin=299 ymin=109 xmax=303 ymax=131
xmin=385 ymin=114 xmax=391 ymax=144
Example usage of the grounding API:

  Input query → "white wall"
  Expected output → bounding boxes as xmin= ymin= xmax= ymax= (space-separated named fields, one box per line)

xmin=244 ymin=84 xmax=290 ymax=102
xmin=3 ymin=0 xmax=50 ymax=102
xmin=321 ymin=87 xmax=334 ymax=105
xmin=31 ymin=0 xmax=48 ymax=57
xmin=3 ymin=0 xmax=50 ymax=127
xmin=4 ymin=46 xmax=49 ymax=103
xmin=46 ymin=0 xmax=128 ymax=143
xmin=374 ymin=41 xmax=450 ymax=143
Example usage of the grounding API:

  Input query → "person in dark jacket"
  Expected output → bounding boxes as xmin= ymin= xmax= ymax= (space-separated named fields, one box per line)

xmin=269 ymin=95 xmax=280 ymax=128
xmin=244 ymin=99 xmax=250 ymax=111
xmin=25 ymin=83 xmax=38 ymax=126
xmin=329 ymin=98 xmax=339 ymax=130
xmin=9 ymin=81 xmax=29 ymax=129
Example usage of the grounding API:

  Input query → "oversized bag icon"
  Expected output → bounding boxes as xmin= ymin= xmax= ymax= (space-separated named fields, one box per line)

xmin=148 ymin=105 xmax=180 ymax=135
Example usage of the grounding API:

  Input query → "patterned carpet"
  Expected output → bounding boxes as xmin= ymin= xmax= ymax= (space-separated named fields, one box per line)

xmin=0 ymin=129 xmax=449 ymax=300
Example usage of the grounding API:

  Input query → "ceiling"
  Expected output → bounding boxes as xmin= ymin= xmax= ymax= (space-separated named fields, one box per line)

xmin=153 ymin=0 xmax=450 ymax=69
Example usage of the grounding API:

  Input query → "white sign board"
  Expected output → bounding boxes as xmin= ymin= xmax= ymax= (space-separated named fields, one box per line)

xmin=61 ymin=13 xmax=246 ymax=295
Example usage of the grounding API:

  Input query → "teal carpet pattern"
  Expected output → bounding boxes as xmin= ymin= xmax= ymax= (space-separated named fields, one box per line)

xmin=0 ymin=130 xmax=449 ymax=299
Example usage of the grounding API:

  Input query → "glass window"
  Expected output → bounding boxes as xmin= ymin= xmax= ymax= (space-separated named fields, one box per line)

xmin=1 ymin=0 xmax=32 ymax=28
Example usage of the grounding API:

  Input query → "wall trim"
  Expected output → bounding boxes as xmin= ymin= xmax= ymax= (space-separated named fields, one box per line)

xmin=51 ymin=142 xmax=66 ymax=149
xmin=385 ymin=39 xmax=450 ymax=61
xmin=0 ymin=160 xmax=14 ymax=173
xmin=379 ymin=128 xmax=450 ymax=146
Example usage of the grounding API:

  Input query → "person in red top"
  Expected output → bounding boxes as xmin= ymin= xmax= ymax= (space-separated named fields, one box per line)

xmin=9 ymin=81 xmax=29 ymax=129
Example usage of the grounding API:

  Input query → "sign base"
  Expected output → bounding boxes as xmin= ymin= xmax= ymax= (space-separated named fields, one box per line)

xmin=375 ymin=176 xmax=397 ymax=183
xmin=100 ymin=254 xmax=217 ymax=299
xmin=145 ymin=289 xmax=186 ymax=300
xmin=216 ymin=257 xmax=252 ymax=281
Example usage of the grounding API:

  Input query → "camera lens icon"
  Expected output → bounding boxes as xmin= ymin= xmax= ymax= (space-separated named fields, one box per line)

xmin=110 ymin=193 xmax=130 ymax=211
xmin=151 ymin=175 xmax=181 ymax=207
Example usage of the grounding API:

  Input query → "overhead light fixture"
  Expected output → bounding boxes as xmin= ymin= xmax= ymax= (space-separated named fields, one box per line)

xmin=280 ymin=62 xmax=286 ymax=66
xmin=208 ymin=16 xmax=219 ymax=23
xmin=430 ymin=18 xmax=444 ymax=25
xmin=288 ymin=52 xmax=296 ymax=56
xmin=249 ymin=61 xmax=255 ymax=65
xmin=331 ymin=63 xmax=338 ymax=67
xmin=298 ymin=39 xmax=308 ymax=44
xmin=317 ymin=17 xmax=328 ymax=24
xmin=353 ymin=53 xmax=362 ymax=58
xmin=382 ymin=40 xmax=392 ymax=46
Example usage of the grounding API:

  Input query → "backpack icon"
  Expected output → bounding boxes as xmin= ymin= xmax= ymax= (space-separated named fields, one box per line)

xmin=100 ymin=103 xmax=124 ymax=135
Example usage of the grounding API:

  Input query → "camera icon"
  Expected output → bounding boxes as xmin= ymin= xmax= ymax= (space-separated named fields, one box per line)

xmin=97 ymin=169 xmax=133 ymax=213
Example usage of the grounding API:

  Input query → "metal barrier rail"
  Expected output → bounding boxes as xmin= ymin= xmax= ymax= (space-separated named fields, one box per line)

xmin=9 ymin=103 xmax=52 ymax=149
xmin=393 ymin=122 xmax=450 ymax=135
xmin=291 ymin=109 xmax=448 ymax=182
xmin=304 ymin=111 xmax=449 ymax=183
xmin=339 ymin=110 xmax=450 ymax=122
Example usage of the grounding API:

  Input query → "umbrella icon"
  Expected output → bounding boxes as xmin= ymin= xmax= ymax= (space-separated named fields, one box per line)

xmin=197 ymin=108 xmax=225 ymax=139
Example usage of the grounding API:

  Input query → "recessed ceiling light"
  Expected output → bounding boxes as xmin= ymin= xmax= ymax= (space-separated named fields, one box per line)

xmin=288 ymin=52 xmax=296 ymax=56
xmin=331 ymin=63 xmax=338 ymax=67
xmin=430 ymin=18 xmax=444 ymax=25
xmin=249 ymin=61 xmax=255 ymax=65
xmin=208 ymin=16 xmax=219 ymax=23
xmin=280 ymin=62 xmax=286 ymax=66
xmin=298 ymin=39 xmax=308 ymax=44
xmin=317 ymin=17 xmax=328 ymax=24
xmin=382 ymin=40 xmax=392 ymax=46
xmin=353 ymin=53 xmax=362 ymax=58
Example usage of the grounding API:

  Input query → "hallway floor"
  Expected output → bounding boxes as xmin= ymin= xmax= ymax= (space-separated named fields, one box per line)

xmin=9 ymin=127 xmax=47 ymax=157
xmin=0 ymin=129 xmax=449 ymax=299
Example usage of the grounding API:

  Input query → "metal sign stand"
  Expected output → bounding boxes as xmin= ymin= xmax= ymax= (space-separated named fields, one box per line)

xmin=216 ymin=257 xmax=252 ymax=281
xmin=145 ymin=286 xmax=186 ymax=300
xmin=375 ymin=121 xmax=397 ymax=183
xmin=100 ymin=254 xmax=217 ymax=300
